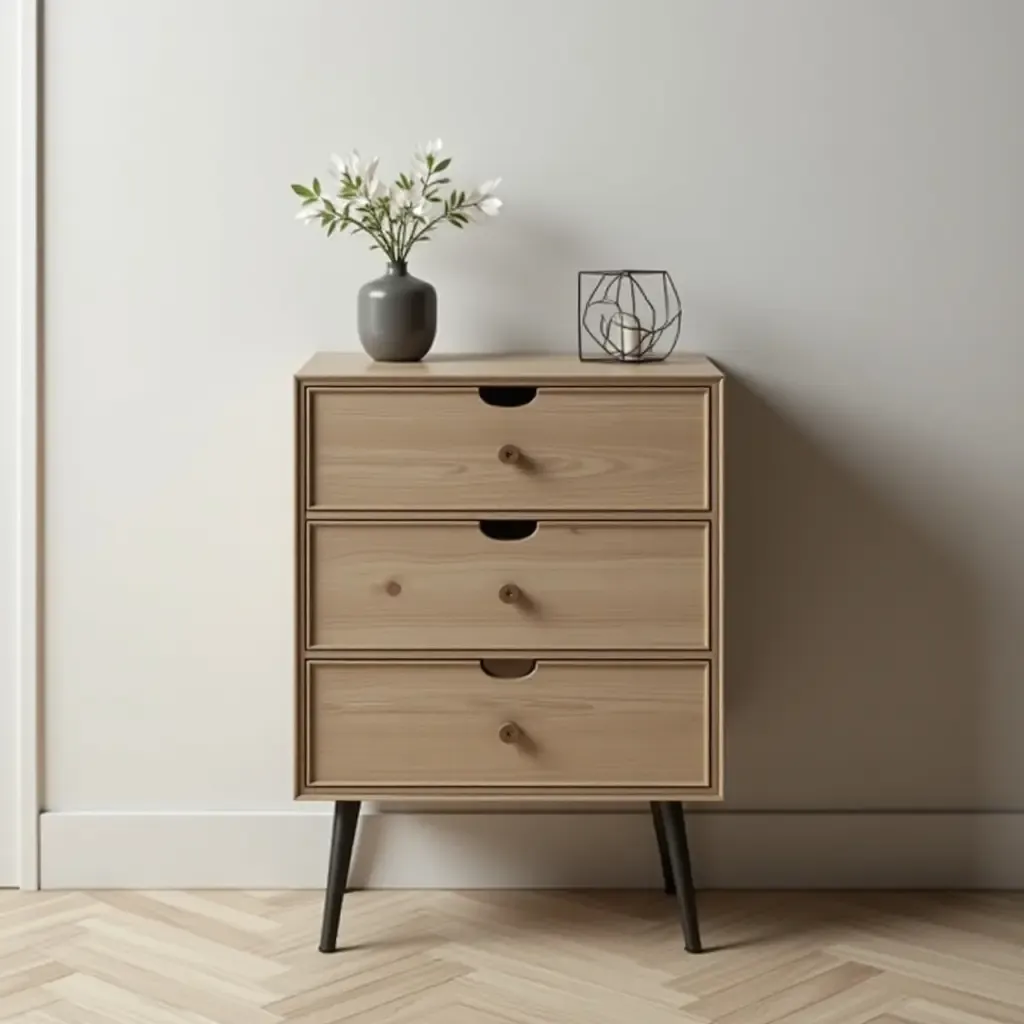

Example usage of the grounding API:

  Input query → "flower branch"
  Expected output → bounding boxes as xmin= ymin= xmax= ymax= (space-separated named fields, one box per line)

xmin=292 ymin=139 xmax=501 ymax=262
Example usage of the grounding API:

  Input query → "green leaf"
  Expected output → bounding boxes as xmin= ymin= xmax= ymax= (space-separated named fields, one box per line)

xmin=426 ymin=153 xmax=435 ymax=170
xmin=434 ymin=177 xmax=451 ymax=186
xmin=451 ymin=219 xmax=464 ymax=229
xmin=323 ymin=198 xmax=338 ymax=215
xmin=291 ymin=183 xmax=315 ymax=198
xmin=459 ymin=190 xmax=466 ymax=206
xmin=434 ymin=157 xmax=451 ymax=173
xmin=327 ymin=221 xmax=337 ymax=237
xmin=302 ymin=196 xmax=318 ymax=206
xmin=450 ymin=189 xmax=458 ymax=208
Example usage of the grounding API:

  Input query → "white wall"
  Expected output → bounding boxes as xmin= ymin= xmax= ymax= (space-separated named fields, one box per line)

xmin=0 ymin=0 xmax=21 ymax=887
xmin=41 ymin=0 xmax=1024 ymax=885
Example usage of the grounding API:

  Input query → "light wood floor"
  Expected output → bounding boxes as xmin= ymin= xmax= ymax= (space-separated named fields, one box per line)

xmin=0 ymin=890 xmax=1022 ymax=1023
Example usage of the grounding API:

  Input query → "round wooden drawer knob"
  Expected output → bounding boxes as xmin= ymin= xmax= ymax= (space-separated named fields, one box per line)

xmin=498 ymin=722 xmax=521 ymax=745
xmin=498 ymin=444 xmax=521 ymax=465
xmin=498 ymin=583 xmax=522 ymax=605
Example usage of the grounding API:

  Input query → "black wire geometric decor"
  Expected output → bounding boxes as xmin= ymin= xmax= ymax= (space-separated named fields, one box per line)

xmin=577 ymin=270 xmax=682 ymax=362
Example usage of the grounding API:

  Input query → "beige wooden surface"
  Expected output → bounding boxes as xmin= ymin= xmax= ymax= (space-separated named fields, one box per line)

xmin=297 ymin=351 xmax=724 ymax=383
xmin=711 ymin=378 xmax=724 ymax=797
xmin=295 ymin=355 xmax=724 ymax=802
xmin=3 ymin=891 xmax=1023 ymax=1024
xmin=304 ymin=660 xmax=710 ymax=790
xmin=306 ymin=521 xmax=710 ymax=652
xmin=307 ymin=386 xmax=710 ymax=512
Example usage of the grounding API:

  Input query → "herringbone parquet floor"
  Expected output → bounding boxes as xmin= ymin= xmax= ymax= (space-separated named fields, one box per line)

xmin=0 ymin=890 xmax=1022 ymax=1023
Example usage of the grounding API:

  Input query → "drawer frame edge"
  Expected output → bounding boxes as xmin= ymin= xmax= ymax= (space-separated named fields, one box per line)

xmin=294 ymin=375 xmax=726 ymax=802
xmin=304 ymin=384 xmax=715 ymax=515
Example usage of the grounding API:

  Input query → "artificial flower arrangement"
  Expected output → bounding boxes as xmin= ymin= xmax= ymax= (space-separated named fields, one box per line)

xmin=291 ymin=139 xmax=502 ymax=262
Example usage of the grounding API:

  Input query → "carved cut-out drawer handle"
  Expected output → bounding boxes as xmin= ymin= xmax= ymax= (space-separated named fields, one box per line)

xmin=480 ymin=658 xmax=537 ymax=679
xmin=479 ymin=520 xmax=537 ymax=541
xmin=498 ymin=583 xmax=522 ymax=605
xmin=498 ymin=722 xmax=522 ymax=745
xmin=497 ymin=444 xmax=521 ymax=465
xmin=479 ymin=386 xmax=537 ymax=407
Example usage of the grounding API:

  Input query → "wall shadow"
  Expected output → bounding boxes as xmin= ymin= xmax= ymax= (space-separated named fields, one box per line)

xmin=723 ymin=374 xmax=983 ymax=810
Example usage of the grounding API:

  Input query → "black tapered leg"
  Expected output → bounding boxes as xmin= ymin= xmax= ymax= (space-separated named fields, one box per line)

xmin=655 ymin=801 xmax=702 ymax=953
xmin=650 ymin=801 xmax=676 ymax=894
xmin=319 ymin=800 xmax=361 ymax=953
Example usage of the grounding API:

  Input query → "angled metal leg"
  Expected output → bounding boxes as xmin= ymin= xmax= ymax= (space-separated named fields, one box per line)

xmin=650 ymin=801 xmax=676 ymax=894
xmin=655 ymin=801 xmax=703 ymax=953
xmin=319 ymin=800 xmax=361 ymax=953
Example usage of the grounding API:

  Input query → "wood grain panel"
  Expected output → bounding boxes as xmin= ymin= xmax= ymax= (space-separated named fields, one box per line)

xmin=297 ymin=351 xmax=724 ymax=384
xmin=293 ymin=354 xmax=726 ymax=806
xmin=5 ymin=890 xmax=1023 ymax=1021
xmin=307 ymin=387 xmax=709 ymax=512
xmin=304 ymin=660 xmax=711 ymax=789
xmin=711 ymin=377 xmax=725 ymax=796
xmin=307 ymin=521 xmax=709 ymax=651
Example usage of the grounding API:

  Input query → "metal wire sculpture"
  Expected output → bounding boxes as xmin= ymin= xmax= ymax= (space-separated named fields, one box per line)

xmin=577 ymin=270 xmax=682 ymax=362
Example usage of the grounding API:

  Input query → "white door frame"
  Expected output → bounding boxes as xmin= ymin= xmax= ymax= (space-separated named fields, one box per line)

xmin=15 ymin=0 xmax=41 ymax=891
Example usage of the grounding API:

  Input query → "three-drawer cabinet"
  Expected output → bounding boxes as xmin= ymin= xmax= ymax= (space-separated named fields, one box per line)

xmin=295 ymin=353 xmax=725 ymax=954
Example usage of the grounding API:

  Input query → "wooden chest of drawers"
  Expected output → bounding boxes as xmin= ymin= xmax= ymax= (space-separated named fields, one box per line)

xmin=295 ymin=353 xmax=724 ymax=953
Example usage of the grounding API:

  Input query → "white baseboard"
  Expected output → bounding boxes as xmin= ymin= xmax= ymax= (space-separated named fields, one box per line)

xmin=39 ymin=809 xmax=1024 ymax=890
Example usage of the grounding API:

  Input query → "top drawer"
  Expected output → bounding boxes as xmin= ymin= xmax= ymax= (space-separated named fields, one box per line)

xmin=305 ymin=386 xmax=710 ymax=512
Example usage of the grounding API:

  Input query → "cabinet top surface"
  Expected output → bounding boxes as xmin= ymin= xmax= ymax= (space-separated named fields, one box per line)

xmin=297 ymin=352 xmax=723 ymax=385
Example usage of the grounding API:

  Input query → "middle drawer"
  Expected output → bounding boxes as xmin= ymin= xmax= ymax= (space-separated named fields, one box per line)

xmin=306 ymin=520 xmax=710 ymax=651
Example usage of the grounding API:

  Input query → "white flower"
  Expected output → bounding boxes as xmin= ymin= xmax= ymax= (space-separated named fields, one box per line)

xmin=391 ymin=180 xmax=428 ymax=218
xmin=347 ymin=149 xmax=363 ymax=179
xmin=466 ymin=178 xmax=501 ymax=205
xmin=329 ymin=153 xmax=347 ymax=180
xmin=363 ymin=156 xmax=380 ymax=198
xmin=479 ymin=195 xmax=502 ymax=216
xmin=390 ymin=186 xmax=411 ymax=217
xmin=413 ymin=137 xmax=443 ymax=171
xmin=296 ymin=205 xmax=321 ymax=223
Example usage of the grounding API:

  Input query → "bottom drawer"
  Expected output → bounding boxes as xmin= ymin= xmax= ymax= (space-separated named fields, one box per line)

xmin=303 ymin=659 xmax=713 ymax=793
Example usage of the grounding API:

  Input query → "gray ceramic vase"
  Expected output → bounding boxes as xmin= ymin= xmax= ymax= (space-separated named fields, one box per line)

xmin=356 ymin=262 xmax=437 ymax=362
